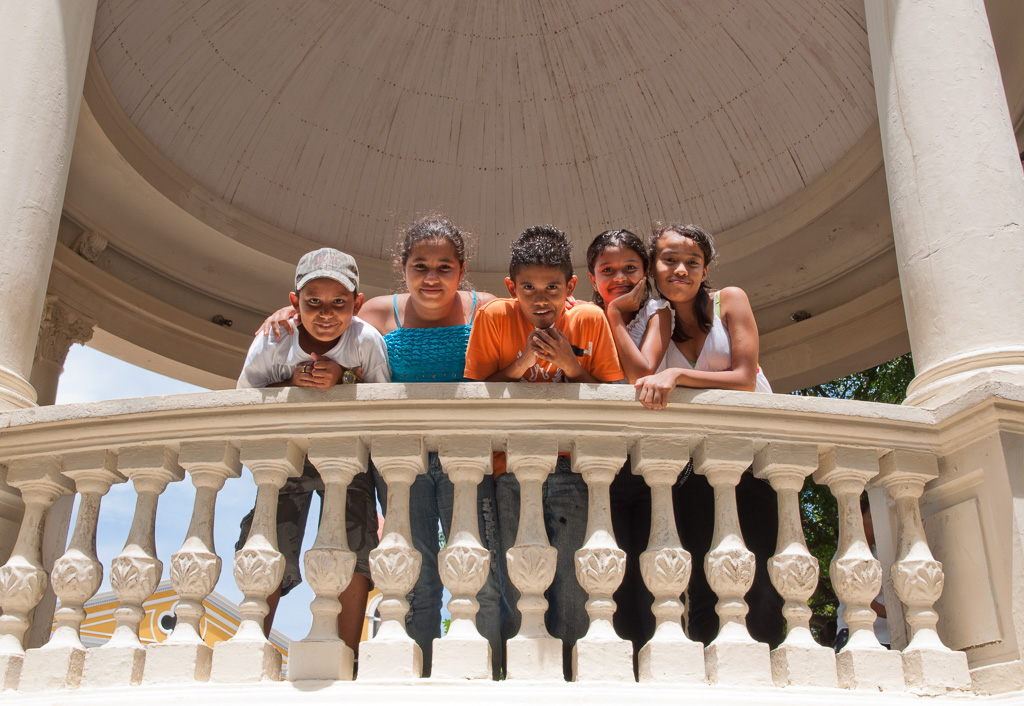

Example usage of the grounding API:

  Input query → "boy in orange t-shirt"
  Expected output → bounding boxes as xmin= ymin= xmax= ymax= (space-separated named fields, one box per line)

xmin=465 ymin=225 xmax=622 ymax=679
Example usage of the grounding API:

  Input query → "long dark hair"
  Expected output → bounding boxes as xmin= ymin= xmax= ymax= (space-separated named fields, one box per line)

xmin=650 ymin=223 xmax=717 ymax=343
xmin=585 ymin=229 xmax=653 ymax=309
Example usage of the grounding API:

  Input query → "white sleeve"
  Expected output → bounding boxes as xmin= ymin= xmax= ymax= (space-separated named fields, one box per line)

xmin=360 ymin=332 xmax=392 ymax=383
xmin=236 ymin=335 xmax=274 ymax=389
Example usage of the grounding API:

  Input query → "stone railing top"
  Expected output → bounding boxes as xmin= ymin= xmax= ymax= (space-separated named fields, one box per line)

xmin=0 ymin=383 xmax=945 ymax=461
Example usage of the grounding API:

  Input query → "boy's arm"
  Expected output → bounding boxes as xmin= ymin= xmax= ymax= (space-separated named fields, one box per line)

xmin=464 ymin=303 xmax=532 ymax=381
xmin=530 ymin=328 xmax=596 ymax=383
xmin=584 ymin=308 xmax=626 ymax=383
xmin=359 ymin=331 xmax=392 ymax=383
xmin=486 ymin=345 xmax=539 ymax=382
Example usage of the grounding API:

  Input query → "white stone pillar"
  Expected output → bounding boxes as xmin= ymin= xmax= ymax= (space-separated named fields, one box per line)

xmin=19 ymin=450 xmax=123 ymax=692
xmin=358 ymin=435 xmax=426 ymax=680
xmin=504 ymin=434 xmax=562 ymax=681
xmin=631 ymin=436 xmax=705 ymax=683
xmin=815 ymin=446 xmax=904 ymax=691
xmin=0 ymin=456 xmax=72 ymax=690
xmin=571 ymin=435 xmax=632 ymax=682
xmin=211 ymin=438 xmax=303 ymax=683
xmin=287 ymin=436 xmax=366 ymax=682
xmin=876 ymin=450 xmax=970 ymax=693
xmin=693 ymin=436 xmax=772 ymax=686
xmin=0 ymin=1 xmax=98 ymax=410
xmin=753 ymin=442 xmax=837 ymax=688
xmin=81 ymin=445 xmax=184 ymax=687
xmin=144 ymin=441 xmax=242 ymax=684
xmin=866 ymin=0 xmax=1024 ymax=404
xmin=432 ymin=435 xmax=493 ymax=680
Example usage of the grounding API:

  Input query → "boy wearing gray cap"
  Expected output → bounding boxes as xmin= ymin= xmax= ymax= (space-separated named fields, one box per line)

xmin=236 ymin=247 xmax=389 ymax=659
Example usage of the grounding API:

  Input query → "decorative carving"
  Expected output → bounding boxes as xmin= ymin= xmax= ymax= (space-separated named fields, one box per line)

xmin=892 ymin=558 xmax=943 ymax=605
xmin=170 ymin=550 xmax=220 ymax=599
xmin=768 ymin=551 xmax=819 ymax=599
xmin=705 ymin=545 xmax=755 ymax=595
xmin=507 ymin=544 xmax=557 ymax=594
xmin=304 ymin=547 xmax=356 ymax=596
xmin=34 ymin=295 xmax=94 ymax=367
xmin=575 ymin=546 xmax=626 ymax=596
xmin=439 ymin=544 xmax=489 ymax=595
xmin=233 ymin=546 xmax=285 ymax=597
xmin=831 ymin=554 xmax=881 ymax=603
xmin=369 ymin=545 xmax=421 ymax=596
xmin=73 ymin=230 xmax=108 ymax=262
xmin=50 ymin=551 xmax=102 ymax=603
xmin=110 ymin=554 xmax=161 ymax=604
xmin=0 ymin=563 xmax=47 ymax=614
xmin=640 ymin=547 xmax=691 ymax=596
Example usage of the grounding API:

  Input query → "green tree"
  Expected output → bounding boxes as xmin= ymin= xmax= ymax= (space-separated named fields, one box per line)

xmin=790 ymin=353 xmax=914 ymax=644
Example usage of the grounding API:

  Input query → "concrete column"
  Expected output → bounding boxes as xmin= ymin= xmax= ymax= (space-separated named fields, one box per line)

xmin=0 ymin=1 xmax=98 ymax=410
xmin=866 ymin=0 xmax=1024 ymax=405
xmin=29 ymin=295 xmax=95 ymax=407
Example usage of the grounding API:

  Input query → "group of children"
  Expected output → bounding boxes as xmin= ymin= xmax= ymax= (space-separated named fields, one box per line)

xmin=235 ymin=217 xmax=776 ymax=679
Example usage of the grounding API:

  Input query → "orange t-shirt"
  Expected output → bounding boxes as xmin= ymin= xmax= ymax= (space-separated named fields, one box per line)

xmin=464 ymin=299 xmax=624 ymax=474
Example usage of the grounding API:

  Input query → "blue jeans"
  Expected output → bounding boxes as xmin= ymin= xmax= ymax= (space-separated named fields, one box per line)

xmin=372 ymin=453 xmax=503 ymax=678
xmin=495 ymin=456 xmax=589 ymax=681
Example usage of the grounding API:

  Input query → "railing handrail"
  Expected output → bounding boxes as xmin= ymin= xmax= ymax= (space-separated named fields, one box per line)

xmin=0 ymin=383 xmax=940 ymax=461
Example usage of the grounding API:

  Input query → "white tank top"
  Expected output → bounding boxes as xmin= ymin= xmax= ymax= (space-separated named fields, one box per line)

xmin=658 ymin=291 xmax=772 ymax=393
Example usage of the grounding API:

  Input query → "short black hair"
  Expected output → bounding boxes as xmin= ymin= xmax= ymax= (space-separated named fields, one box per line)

xmin=509 ymin=225 xmax=574 ymax=281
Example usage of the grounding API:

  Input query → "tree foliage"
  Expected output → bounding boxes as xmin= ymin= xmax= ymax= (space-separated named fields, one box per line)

xmin=790 ymin=353 xmax=914 ymax=644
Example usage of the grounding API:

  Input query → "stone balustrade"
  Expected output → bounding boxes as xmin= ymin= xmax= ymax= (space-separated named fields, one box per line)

xmin=0 ymin=383 xmax=978 ymax=697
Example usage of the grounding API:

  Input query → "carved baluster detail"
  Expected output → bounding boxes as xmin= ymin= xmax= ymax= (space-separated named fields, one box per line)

xmin=19 ymin=451 xmax=124 ymax=692
xmin=144 ymin=441 xmax=241 ymax=684
xmin=430 ymin=434 xmax=493 ymax=679
xmin=632 ymin=436 xmax=705 ymax=683
xmin=359 ymin=435 xmax=427 ymax=680
xmin=288 ymin=436 xmax=366 ymax=682
xmin=211 ymin=438 xmax=304 ymax=683
xmin=504 ymin=434 xmax=562 ymax=680
xmin=0 ymin=456 xmax=72 ymax=691
xmin=571 ymin=435 xmax=631 ymax=681
xmin=693 ymin=436 xmax=771 ymax=686
xmin=752 ymin=442 xmax=837 ymax=687
xmin=815 ymin=446 xmax=904 ymax=691
xmin=81 ymin=445 xmax=184 ymax=687
xmin=876 ymin=450 xmax=969 ymax=693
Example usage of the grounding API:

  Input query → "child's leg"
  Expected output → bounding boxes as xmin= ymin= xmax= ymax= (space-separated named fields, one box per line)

xmin=609 ymin=460 xmax=654 ymax=672
xmin=343 ymin=469 xmax=381 ymax=656
xmin=338 ymin=573 xmax=371 ymax=652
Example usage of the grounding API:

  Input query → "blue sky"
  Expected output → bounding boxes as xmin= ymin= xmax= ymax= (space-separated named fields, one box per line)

xmin=58 ymin=344 xmax=318 ymax=642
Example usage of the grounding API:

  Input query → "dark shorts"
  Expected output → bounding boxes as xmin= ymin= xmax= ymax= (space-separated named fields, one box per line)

xmin=235 ymin=458 xmax=377 ymax=596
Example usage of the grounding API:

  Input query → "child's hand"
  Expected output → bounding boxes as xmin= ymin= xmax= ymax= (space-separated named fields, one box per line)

xmin=564 ymin=296 xmax=578 ymax=310
xmin=634 ymin=369 xmax=678 ymax=410
xmin=607 ymin=279 xmax=646 ymax=316
xmin=257 ymin=306 xmax=299 ymax=339
xmin=291 ymin=354 xmax=343 ymax=388
xmin=530 ymin=328 xmax=584 ymax=378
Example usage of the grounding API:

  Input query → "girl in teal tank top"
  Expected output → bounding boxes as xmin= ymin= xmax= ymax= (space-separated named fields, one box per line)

xmin=384 ymin=290 xmax=476 ymax=381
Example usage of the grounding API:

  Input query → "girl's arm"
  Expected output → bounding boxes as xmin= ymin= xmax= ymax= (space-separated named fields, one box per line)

xmin=607 ymin=299 xmax=671 ymax=383
xmin=634 ymin=287 xmax=760 ymax=408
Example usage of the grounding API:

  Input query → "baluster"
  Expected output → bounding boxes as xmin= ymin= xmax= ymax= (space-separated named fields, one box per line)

xmin=876 ymin=450 xmax=970 ymax=693
xmin=571 ymin=435 xmax=632 ymax=681
xmin=80 ymin=445 xmax=184 ymax=687
xmin=504 ymin=434 xmax=562 ymax=680
xmin=144 ymin=441 xmax=241 ymax=684
xmin=211 ymin=438 xmax=304 ymax=682
xmin=19 ymin=451 xmax=124 ymax=692
xmin=288 ymin=436 xmax=366 ymax=682
xmin=0 ymin=455 xmax=72 ymax=691
xmin=815 ymin=445 xmax=904 ymax=691
xmin=693 ymin=436 xmax=772 ymax=686
xmin=632 ymin=436 xmax=705 ymax=683
xmin=752 ymin=442 xmax=837 ymax=687
xmin=432 ymin=434 xmax=493 ymax=679
xmin=359 ymin=434 xmax=427 ymax=680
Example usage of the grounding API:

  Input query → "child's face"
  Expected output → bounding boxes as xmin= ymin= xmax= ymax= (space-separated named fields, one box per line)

xmin=588 ymin=245 xmax=646 ymax=303
xmin=653 ymin=231 xmax=708 ymax=303
xmin=404 ymin=239 xmax=465 ymax=307
xmin=505 ymin=265 xmax=577 ymax=328
xmin=289 ymin=278 xmax=364 ymax=342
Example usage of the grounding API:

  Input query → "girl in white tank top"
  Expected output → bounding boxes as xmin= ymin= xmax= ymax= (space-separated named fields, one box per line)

xmin=636 ymin=224 xmax=771 ymax=409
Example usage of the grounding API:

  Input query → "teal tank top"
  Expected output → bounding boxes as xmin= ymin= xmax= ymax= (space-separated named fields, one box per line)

xmin=383 ymin=292 xmax=476 ymax=382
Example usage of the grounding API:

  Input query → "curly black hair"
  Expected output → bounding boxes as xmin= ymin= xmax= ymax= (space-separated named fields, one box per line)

xmin=509 ymin=225 xmax=574 ymax=281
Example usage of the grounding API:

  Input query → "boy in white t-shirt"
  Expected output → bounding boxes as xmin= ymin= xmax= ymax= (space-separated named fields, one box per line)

xmin=236 ymin=247 xmax=389 ymax=657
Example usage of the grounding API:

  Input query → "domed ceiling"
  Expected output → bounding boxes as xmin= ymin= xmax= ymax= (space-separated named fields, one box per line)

xmin=91 ymin=0 xmax=874 ymax=266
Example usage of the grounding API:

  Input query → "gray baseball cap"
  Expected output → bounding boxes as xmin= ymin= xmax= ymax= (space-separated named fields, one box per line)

xmin=295 ymin=248 xmax=359 ymax=292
